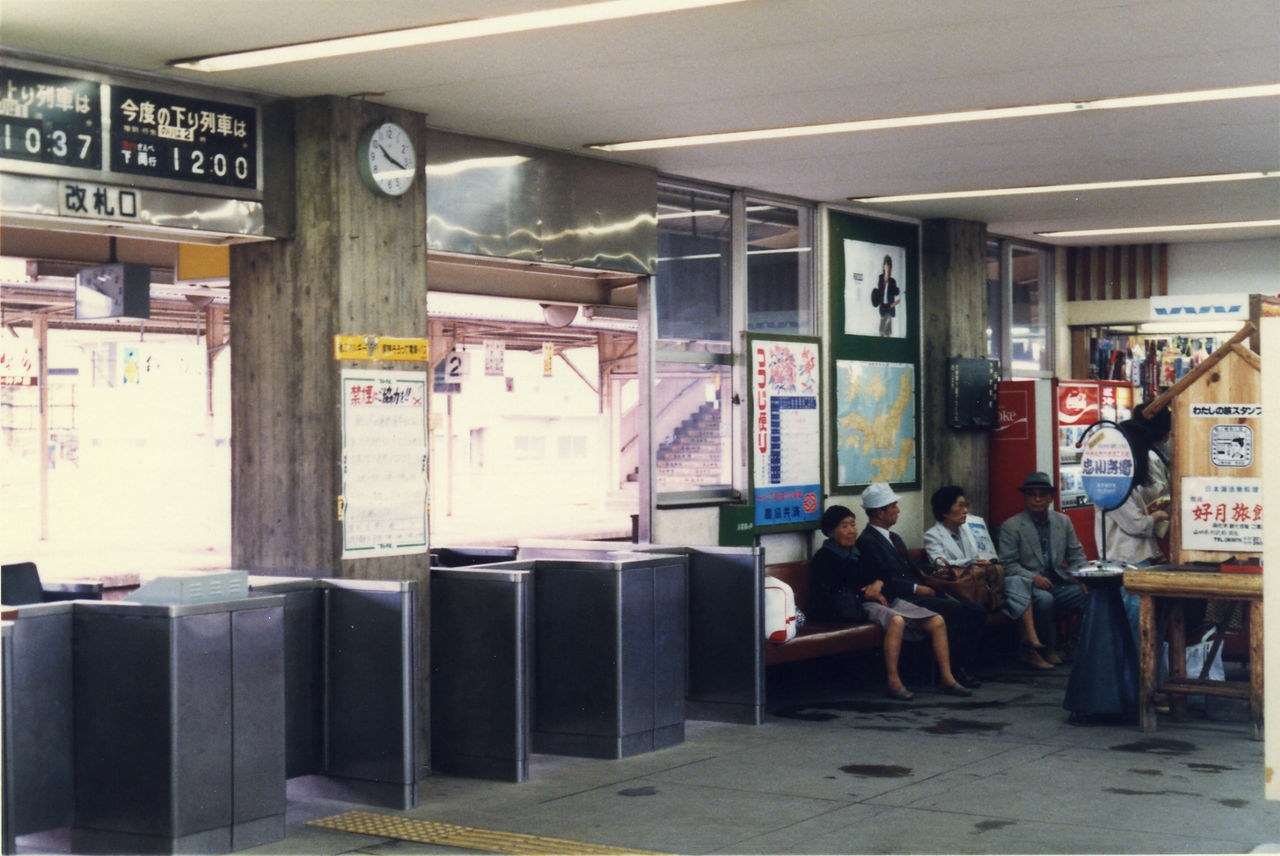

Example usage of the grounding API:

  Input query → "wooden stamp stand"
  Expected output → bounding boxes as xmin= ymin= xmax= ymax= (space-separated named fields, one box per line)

xmin=1126 ymin=323 xmax=1263 ymax=738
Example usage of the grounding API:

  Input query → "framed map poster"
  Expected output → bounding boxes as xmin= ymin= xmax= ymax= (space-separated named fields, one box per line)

xmin=827 ymin=209 xmax=920 ymax=491
xmin=748 ymin=334 xmax=822 ymax=532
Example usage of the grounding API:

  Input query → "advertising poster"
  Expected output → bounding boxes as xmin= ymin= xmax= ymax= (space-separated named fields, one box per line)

xmin=750 ymin=337 xmax=821 ymax=530
xmin=340 ymin=369 xmax=429 ymax=558
xmin=1057 ymin=381 xmax=1099 ymax=509
xmin=843 ymin=239 xmax=908 ymax=339
xmin=1180 ymin=476 xmax=1263 ymax=552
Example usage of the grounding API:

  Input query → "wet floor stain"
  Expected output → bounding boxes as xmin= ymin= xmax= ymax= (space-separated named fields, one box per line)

xmin=858 ymin=725 xmax=912 ymax=732
xmin=772 ymin=709 xmax=840 ymax=722
xmin=617 ymin=786 xmax=658 ymax=797
xmin=973 ymin=819 xmax=1017 ymax=834
xmin=1128 ymin=768 xmax=1164 ymax=776
xmin=1104 ymin=787 xmax=1202 ymax=798
xmin=1186 ymin=762 xmax=1237 ymax=774
xmin=840 ymin=764 xmax=913 ymax=778
xmin=922 ymin=718 xmax=1007 ymax=735
xmin=1218 ymin=798 xmax=1248 ymax=808
xmin=1108 ymin=738 xmax=1198 ymax=756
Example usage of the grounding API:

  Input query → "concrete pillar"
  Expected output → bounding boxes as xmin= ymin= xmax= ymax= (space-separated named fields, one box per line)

xmin=920 ymin=218 xmax=990 ymax=528
xmin=229 ymin=96 xmax=429 ymax=777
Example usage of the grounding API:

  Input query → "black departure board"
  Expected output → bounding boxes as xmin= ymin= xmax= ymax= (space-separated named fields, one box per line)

xmin=0 ymin=66 xmax=102 ymax=170
xmin=109 ymin=85 xmax=257 ymax=189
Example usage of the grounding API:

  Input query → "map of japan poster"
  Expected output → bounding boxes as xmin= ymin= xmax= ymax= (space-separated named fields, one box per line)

xmin=835 ymin=360 xmax=916 ymax=488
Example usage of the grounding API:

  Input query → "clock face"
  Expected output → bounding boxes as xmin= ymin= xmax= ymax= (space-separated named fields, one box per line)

xmin=359 ymin=121 xmax=416 ymax=197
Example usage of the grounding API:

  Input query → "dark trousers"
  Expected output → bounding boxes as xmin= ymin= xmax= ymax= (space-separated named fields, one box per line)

xmin=904 ymin=593 xmax=985 ymax=669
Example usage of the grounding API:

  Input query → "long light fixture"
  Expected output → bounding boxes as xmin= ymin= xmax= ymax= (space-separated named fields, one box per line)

xmin=852 ymin=171 xmax=1277 ymax=204
xmin=1039 ymin=219 xmax=1280 ymax=238
xmin=171 ymin=0 xmax=750 ymax=72
xmin=589 ymin=83 xmax=1280 ymax=152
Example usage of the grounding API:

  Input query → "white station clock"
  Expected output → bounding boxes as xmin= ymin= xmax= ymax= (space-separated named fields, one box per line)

xmin=356 ymin=121 xmax=416 ymax=197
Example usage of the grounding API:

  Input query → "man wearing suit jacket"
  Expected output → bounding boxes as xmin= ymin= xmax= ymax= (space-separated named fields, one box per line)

xmin=855 ymin=482 xmax=984 ymax=688
xmin=997 ymin=471 xmax=1088 ymax=659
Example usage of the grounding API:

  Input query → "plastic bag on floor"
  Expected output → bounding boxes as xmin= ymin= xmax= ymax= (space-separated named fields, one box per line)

xmin=1185 ymin=628 xmax=1226 ymax=681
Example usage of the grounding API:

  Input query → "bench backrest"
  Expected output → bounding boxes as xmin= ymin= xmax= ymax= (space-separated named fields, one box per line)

xmin=765 ymin=561 xmax=812 ymax=613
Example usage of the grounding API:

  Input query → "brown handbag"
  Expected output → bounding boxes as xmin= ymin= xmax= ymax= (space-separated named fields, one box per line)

xmin=919 ymin=559 xmax=1005 ymax=612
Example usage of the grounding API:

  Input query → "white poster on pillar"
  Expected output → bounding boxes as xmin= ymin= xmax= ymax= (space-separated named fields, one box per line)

xmin=340 ymin=369 xmax=429 ymax=558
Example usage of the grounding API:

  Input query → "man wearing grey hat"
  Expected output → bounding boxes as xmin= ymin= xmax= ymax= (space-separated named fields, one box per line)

xmin=997 ymin=471 xmax=1088 ymax=660
xmin=855 ymin=481 xmax=985 ymax=688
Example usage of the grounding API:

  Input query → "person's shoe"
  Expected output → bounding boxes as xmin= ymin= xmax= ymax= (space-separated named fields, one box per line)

xmin=886 ymin=684 xmax=914 ymax=701
xmin=954 ymin=667 xmax=983 ymax=688
xmin=1042 ymin=650 xmax=1064 ymax=666
xmin=940 ymin=681 xmax=973 ymax=697
xmin=1019 ymin=646 xmax=1055 ymax=670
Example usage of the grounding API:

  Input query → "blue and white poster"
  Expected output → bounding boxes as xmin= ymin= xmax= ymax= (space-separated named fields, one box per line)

xmin=750 ymin=338 xmax=821 ymax=529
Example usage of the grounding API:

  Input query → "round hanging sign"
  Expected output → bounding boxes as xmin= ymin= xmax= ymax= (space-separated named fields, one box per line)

xmin=1079 ymin=421 xmax=1137 ymax=511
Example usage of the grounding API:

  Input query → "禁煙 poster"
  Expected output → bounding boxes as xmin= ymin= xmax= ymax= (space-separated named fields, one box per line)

xmin=340 ymin=369 xmax=428 ymax=558
xmin=749 ymin=337 xmax=822 ymax=531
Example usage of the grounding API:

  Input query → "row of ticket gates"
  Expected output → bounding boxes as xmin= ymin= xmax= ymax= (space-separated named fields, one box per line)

xmin=1 ymin=542 xmax=770 ymax=855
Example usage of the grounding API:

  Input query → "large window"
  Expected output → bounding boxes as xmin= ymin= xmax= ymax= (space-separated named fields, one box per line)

xmin=652 ymin=182 xmax=814 ymax=502
xmin=654 ymin=181 xmax=734 ymax=500
xmin=988 ymin=238 xmax=1054 ymax=376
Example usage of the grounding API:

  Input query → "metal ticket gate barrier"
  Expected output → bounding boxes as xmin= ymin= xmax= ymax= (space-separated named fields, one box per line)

xmin=71 ymin=594 xmax=288 ymax=855
xmin=517 ymin=541 xmax=767 ymax=725
xmin=430 ymin=565 xmax=534 ymax=782
xmin=462 ymin=552 xmax=688 ymax=761
xmin=247 ymin=577 xmax=425 ymax=810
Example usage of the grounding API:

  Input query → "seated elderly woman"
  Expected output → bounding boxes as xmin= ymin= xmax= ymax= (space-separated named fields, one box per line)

xmin=924 ymin=485 xmax=1055 ymax=670
xmin=810 ymin=504 xmax=972 ymax=700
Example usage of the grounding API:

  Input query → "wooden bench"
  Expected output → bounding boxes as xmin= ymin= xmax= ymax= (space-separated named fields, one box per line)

xmin=764 ymin=561 xmax=883 ymax=666
xmin=763 ymin=554 xmax=1011 ymax=668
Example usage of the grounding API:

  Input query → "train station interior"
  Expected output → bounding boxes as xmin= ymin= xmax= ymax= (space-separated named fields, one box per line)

xmin=2 ymin=1 xmax=1278 ymax=853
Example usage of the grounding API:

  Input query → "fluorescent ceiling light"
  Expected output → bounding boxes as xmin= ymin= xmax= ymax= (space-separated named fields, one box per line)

xmin=589 ymin=83 xmax=1280 ymax=152
xmin=172 ymin=0 xmax=749 ymax=72
xmin=1039 ymin=219 xmax=1280 ymax=238
xmin=853 ymin=171 xmax=1277 ymax=203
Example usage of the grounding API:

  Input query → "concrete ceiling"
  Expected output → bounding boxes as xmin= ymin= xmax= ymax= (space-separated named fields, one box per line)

xmin=3 ymin=0 xmax=1278 ymax=246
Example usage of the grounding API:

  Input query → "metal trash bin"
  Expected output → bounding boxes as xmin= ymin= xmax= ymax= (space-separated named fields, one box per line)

xmin=430 ymin=565 xmax=533 ymax=781
xmin=70 ymin=595 xmax=286 ymax=854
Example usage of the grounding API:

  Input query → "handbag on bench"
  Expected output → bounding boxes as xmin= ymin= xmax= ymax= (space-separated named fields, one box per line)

xmin=918 ymin=557 xmax=1005 ymax=612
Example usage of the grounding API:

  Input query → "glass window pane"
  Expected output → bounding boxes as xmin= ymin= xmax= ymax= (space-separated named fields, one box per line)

xmin=1009 ymin=245 xmax=1052 ymax=373
xmin=655 ymin=183 xmax=731 ymax=343
xmin=746 ymin=200 xmax=812 ymax=334
xmin=654 ymin=362 xmax=732 ymax=495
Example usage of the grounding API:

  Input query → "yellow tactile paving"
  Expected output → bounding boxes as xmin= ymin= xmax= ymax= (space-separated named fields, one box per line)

xmin=307 ymin=809 xmax=663 ymax=854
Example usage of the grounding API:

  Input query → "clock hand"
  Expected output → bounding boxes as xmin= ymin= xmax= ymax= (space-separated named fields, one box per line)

xmin=375 ymin=141 xmax=407 ymax=171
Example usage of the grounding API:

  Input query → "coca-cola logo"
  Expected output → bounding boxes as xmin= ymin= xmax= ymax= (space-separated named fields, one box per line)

xmin=1062 ymin=390 xmax=1088 ymax=415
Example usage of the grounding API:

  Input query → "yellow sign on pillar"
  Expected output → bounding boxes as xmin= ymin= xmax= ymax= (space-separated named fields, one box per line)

xmin=333 ymin=335 xmax=431 ymax=362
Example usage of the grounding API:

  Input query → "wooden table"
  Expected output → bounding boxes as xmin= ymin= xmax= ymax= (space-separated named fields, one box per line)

xmin=1124 ymin=566 xmax=1262 ymax=739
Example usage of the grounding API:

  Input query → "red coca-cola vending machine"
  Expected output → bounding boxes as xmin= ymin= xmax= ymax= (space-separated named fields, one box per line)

xmin=989 ymin=379 xmax=1133 ymax=560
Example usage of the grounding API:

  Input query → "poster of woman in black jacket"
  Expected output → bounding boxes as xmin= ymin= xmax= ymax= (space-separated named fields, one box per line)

xmin=870 ymin=253 xmax=900 ymax=336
